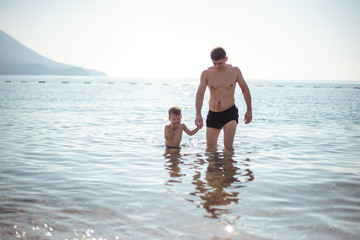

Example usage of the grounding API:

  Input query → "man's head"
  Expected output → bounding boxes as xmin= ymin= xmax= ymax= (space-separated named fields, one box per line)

xmin=211 ymin=47 xmax=228 ymax=71
xmin=211 ymin=47 xmax=226 ymax=60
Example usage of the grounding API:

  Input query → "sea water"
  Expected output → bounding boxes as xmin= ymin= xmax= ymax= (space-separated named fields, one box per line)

xmin=0 ymin=76 xmax=359 ymax=240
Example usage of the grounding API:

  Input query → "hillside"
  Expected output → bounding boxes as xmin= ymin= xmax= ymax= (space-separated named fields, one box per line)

xmin=0 ymin=30 xmax=106 ymax=76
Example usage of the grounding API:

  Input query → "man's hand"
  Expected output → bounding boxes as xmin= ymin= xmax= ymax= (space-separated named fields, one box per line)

xmin=244 ymin=110 xmax=252 ymax=124
xmin=195 ymin=114 xmax=203 ymax=129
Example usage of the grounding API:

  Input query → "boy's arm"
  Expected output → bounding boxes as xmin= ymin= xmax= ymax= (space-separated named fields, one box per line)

xmin=164 ymin=125 xmax=175 ymax=141
xmin=183 ymin=124 xmax=201 ymax=136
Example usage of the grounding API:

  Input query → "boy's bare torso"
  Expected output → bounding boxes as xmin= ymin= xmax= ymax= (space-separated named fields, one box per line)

xmin=165 ymin=124 xmax=184 ymax=147
xmin=204 ymin=64 xmax=239 ymax=112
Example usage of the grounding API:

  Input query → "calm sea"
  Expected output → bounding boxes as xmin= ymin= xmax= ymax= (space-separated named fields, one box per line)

xmin=0 ymin=76 xmax=359 ymax=240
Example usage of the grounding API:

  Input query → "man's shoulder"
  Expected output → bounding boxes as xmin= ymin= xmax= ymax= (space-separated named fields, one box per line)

xmin=203 ymin=66 xmax=217 ymax=76
xmin=227 ymin=64 xmax=240 ymax=70
xmin=203 ymin=67 xmax=213 ymax=74
xmin=201 ymin=68 xmax=212 ymax=80
xmin=228 ymin=65 xmax=241 ymax=75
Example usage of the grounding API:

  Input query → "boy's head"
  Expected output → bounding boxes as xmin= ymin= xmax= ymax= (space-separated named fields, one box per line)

xmin=168 ymin=106 xmax=182 ymax=127
xmin=168 ymin=106 xmax=181 ymax=117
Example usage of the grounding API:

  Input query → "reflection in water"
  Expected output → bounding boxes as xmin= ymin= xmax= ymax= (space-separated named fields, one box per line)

xmin=164 ymin=147 xmax=254 ymax=219
xmin=164 ymin=149 xmax=184 ymax=185
xmin=190 ymin=148 xmax=254 ymax=218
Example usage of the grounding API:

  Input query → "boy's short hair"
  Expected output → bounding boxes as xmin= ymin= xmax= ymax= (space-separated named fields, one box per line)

xmin=169 ymin=106 xmax=181 ymax=116
xmin=211 ymin=47 xmax=226 ymax=60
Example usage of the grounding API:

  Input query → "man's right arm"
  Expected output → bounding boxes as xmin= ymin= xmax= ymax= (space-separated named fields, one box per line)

xmin=195 ymin=71 xmax=207 ymax=128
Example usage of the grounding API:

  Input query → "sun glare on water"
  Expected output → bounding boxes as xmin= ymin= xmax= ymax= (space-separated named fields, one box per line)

xmin=225 ymin=224 xmax=234 ymax=233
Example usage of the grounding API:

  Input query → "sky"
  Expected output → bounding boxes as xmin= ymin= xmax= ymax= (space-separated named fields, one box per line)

xmin=0 ymin=0 xmax=359 ymax=81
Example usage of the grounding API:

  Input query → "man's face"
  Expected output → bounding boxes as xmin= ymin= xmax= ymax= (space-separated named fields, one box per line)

xmin=212 ymin=57 xmax=228 ymax=71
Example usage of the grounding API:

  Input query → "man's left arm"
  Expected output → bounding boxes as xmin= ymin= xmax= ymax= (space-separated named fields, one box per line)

xmin=236 ymin=67 xmax=252 ymax=124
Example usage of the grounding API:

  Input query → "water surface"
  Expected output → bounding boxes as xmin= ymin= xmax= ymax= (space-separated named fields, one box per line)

xmin=1 ymin=76 xmax=359 ymax=239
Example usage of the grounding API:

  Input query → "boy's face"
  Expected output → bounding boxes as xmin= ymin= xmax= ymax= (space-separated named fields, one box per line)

xmin=169 ymin=114 xmax=182 ymax=128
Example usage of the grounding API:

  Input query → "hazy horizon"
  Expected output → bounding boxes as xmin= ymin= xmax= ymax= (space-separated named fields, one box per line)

xmin=0 ymin=0 xmax=359 ymax=81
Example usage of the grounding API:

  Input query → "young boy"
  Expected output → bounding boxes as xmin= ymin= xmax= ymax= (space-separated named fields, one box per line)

xmin=165 ymin=106 xmax=201 ymax=149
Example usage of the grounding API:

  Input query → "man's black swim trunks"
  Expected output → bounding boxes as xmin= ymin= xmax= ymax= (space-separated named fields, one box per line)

xmin=206 ymin=105 xmax=239 ymax=129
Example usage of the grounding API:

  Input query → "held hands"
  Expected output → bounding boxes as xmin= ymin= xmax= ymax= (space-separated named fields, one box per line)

xmin=195 ymin=114 xmax=203 ymax=129
xmin=244 ymin=110 xmax=252 ymax=124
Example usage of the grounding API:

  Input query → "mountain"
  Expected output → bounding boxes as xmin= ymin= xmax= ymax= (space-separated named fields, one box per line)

xmin=0 ymin=30 xmax=106 ymax=76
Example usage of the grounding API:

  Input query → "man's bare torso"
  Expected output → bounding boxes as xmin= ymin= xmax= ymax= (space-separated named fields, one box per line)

xmin=205 ymin=64 xmax=238 ymax=112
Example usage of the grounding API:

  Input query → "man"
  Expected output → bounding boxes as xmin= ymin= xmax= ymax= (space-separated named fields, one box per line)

xmin=195 ymin=47 xmax=252 ymax=149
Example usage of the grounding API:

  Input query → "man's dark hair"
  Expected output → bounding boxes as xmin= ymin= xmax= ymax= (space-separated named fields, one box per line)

xmin=211 ymin=47 xmax=226 ymax=60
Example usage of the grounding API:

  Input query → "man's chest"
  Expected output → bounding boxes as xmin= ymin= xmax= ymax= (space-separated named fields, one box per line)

xmin=207 ymin=72 xmax=237 ymax=90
